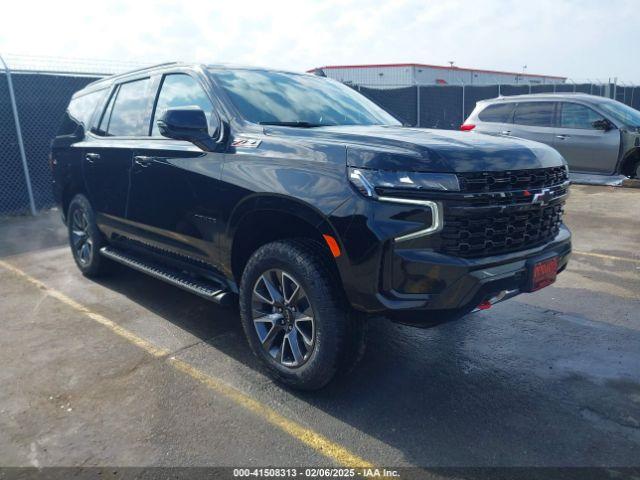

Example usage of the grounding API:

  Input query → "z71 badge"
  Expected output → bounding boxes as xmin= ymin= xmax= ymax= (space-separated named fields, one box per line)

xmin=231 ymin=138 xmax=261 ymax=148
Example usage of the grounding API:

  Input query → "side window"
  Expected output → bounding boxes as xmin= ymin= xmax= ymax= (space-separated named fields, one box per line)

xmin=95 ymin=88 xmax=118 ymax=136
xmin=478 ymin=103 xmax=515 ymax=123
xmin=560 ymin=103 xmax=605 ymax=129
xmin=513 ymin=102 xmax=555 ymax=127
xmin=58 ymin=89 xmax=108 ymax=136
xmin=152 ymin=74 xmax=214 ymax=137
xmin=103 ymin=78 xmax=152 ymax=137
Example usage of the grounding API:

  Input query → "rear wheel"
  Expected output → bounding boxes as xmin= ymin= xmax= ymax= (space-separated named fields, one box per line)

xmin=67 ymin=194 xmax=110 ymax=277
xmin=239 ymin=239 xmax=360 ymax=390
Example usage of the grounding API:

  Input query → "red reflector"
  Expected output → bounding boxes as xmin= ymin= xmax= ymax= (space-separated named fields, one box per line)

xmin=322 ymin=234 xmax=341 ymax=258
xmin=477 ymin=301 xmax=492 ymax=310
xmin=460 ymin=124 xmax=475 ymax=131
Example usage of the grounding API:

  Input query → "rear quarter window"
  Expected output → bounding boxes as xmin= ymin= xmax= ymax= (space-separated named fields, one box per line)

xmin=478 ymin=103 xmax=515 ymax=123
xmin=57 ymin=89 xmax=108 ymax=136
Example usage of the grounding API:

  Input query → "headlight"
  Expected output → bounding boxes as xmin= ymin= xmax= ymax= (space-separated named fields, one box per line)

xmin=348 ymin=167 xmax=449 ymax=242
xmin=348 ymin=167 xmax=459 ymax=198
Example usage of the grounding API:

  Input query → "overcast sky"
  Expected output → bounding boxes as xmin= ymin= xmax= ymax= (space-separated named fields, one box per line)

xmin=1 ymin=0 xmax=636 ymax=82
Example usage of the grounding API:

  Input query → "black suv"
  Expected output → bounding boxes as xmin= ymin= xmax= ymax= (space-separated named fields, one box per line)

xmin=51 ymin=63 xmax=571 ymax=389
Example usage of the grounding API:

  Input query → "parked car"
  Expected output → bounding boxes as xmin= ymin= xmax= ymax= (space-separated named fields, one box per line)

xmin=461 ymin=93 xmax=640 ymax=178
xmin=51 ymin=63 xmax=571 ymax=389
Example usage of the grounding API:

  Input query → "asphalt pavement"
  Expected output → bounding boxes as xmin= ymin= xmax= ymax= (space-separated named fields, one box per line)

xmin=0 ymin=185 xmax=638 ymax=473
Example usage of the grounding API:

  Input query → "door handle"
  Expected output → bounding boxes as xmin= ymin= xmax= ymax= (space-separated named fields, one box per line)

xmin=133 ymin=155 xmax=154 ymax=167
xmin=500 ymin=130 xmax=511 ymax=136
xmin=85 ymin=153 xmax=101 ymax=163
xmin=556 ymin=134 xmax=570 ymax=140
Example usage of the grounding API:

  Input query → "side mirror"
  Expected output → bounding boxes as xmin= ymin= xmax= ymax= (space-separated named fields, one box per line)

xmin=157 ymin=107 xmax=221 ymax=150
xmin=592 ymin=119 xmax=613 ymax=132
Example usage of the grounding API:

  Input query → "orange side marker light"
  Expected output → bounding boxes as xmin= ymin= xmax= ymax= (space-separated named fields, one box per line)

xmin=322 ymin=234 xmax=341 ymax=258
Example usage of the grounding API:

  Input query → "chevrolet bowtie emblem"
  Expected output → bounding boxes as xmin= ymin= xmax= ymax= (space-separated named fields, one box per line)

xmin=531 ymin=188 xmax=554 ymax=206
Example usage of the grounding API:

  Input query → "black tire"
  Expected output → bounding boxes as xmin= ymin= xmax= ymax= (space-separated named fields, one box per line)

xmin=239 ymin=239 xmax=362 ymax=390
xmin=67 ymin=194 xmax=111 ymax=277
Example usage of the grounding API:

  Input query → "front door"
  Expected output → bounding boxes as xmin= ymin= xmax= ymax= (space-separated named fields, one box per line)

xmin=125 ymin=72 xmax=226 ymax=268
xmin=554 ymin=102 xmax=620 ymax=174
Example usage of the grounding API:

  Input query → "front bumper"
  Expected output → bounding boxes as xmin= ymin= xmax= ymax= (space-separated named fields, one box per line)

xmin=378 ymin=226 xmax=570 ymax=325
xmin=333 ymin=212 xmax=571 ymax=325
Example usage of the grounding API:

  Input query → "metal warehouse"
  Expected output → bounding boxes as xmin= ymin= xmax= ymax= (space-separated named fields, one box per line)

xmin=309 ymin=63 xmax=566 ymax=86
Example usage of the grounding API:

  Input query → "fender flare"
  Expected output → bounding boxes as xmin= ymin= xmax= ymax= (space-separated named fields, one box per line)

xmin=225 ymin=193 xmax=345 ymax=271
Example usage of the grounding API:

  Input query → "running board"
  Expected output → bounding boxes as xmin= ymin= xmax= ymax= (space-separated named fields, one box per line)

xmin=99 ymin=246 xmax=234 ymax=306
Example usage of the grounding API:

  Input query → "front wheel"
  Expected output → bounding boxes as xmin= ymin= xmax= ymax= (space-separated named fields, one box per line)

xmin=239 ymin=239 xmax=357 ymax=390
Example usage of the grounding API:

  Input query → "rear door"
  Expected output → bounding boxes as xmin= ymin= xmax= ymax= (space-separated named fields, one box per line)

xmin=509 ymin=101 xmax=558 ymax=147
xmin=554 ymin=102 xmax=620 ymax=174
xmin=83 ymin=77 xmax=153 ymax=230
xmin=125 ymin=71 xmax=227 ymax=267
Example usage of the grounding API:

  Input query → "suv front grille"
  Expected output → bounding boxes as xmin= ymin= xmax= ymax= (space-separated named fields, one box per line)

xmin=434 ymin=166 xmax=569 ymax=257
xmin=457 ymin=166 xmax=568 ymax=193
xmin=441 ymin=203 xmax=564 ymax=258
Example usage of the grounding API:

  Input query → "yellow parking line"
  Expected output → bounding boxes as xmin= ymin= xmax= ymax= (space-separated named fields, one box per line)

xmin=0 ymin=260 xmax=169 ymax=357
xmin=573 ymin=250 xmax=640 ymax=264
xmin=170 ymin=358 xmax=373 ymax=468
xmin=0 ymin=260 xmax=374 ymax=469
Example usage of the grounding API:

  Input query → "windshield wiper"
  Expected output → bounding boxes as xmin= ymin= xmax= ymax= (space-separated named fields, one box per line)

xmin=258 ymin=121 xmax=329 ymax=128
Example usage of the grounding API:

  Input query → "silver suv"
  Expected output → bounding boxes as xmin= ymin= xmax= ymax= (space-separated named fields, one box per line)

xmin=462 ymin=93 xmax=640 ymax=177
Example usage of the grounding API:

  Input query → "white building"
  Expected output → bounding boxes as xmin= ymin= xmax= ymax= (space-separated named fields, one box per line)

xmin=308 ymin=63 xmax=566 ymax=87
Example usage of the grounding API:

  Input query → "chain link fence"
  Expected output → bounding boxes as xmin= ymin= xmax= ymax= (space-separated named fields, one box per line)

xmin=0 ymin=54 xmax=638 ymax=216
xmin=0 ymin=55 xmax=151 ymax=216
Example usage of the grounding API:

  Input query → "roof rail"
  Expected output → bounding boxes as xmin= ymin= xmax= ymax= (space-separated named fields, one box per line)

xmin=87 ymin=61 xmax=182 ymax=86
xmin=115 ymin=61 xmax=181 ymax=76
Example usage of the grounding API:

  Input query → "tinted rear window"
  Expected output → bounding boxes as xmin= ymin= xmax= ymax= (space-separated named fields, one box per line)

xmin=57 ymin=89 xmax=108 ymax=136
xmin=104 ymin=78 xmax=152 ymax=137
xmin=95 ymin=89 xmax=117 ymax=136
xmin=478 ymin=103 xmax=515 ymax=123
xmin=513 ymin=102 xmax=555 ymax=127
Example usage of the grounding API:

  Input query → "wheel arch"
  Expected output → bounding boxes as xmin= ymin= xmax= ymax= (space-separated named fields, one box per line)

xmin=620 ymin=147 xmax=640 ymax=177
xmin=61 ymin=181 xmax=88 ymax=224
xmin=227 ymin=194 xmax=344 ymax=285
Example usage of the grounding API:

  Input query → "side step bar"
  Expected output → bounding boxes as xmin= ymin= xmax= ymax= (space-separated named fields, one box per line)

xmin=100 ymin=246 xmax=234 ymax=306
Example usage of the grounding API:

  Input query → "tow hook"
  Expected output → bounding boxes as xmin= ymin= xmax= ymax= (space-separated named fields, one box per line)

xmin=475 ymin=289 xmax=517 ymax=312
xmin=477 ymin=300 xmax=492 ymax=310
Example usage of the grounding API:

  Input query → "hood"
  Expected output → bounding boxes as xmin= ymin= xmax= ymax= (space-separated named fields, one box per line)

xmin=265 ymin=125 xmax=565 ymax=173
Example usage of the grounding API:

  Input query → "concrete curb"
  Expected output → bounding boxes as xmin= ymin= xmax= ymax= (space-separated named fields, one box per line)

xmin=621 ymin=178 xmax=640 ymax=189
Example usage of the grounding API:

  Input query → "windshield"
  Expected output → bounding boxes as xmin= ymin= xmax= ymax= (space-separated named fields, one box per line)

xmin=598 ymin=100 xmax=640 ymax=128
xmin=209 ymin=69 xmax=400 ymax=127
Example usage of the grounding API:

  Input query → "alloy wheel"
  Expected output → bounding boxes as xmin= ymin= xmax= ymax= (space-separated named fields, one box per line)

xmin=252 ymin=269 xmax=315 ymax=368
xmin=70 ymin=208 xmax=93 ymax=266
